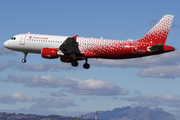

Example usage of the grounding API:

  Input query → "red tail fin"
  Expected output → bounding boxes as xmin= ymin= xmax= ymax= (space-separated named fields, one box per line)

xmin=138 ymin=15 xmax=174 ymax=44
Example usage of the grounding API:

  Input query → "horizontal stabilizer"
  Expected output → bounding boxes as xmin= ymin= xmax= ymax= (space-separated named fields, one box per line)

xmin=148 ymin=44 xmax=175 ymax=52
xmin=148 ymin=44 xmax=164 ymax=52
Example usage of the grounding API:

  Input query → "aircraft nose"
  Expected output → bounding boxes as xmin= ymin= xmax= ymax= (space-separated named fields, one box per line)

xmin=3 ymin=41 xmax=9 ymax=48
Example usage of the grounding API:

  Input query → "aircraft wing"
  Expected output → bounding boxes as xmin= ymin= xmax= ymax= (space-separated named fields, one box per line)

xmin=59 ymin=35 xmax=81 ymax=53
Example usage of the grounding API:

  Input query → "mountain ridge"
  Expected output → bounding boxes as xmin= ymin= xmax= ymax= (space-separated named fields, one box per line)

xmin=84 ymin=106 xmax=176 ymax=120
xmin=0 ymin=106 xmax=176 ymax=120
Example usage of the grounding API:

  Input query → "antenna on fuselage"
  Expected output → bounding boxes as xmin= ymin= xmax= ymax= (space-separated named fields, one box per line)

xmin=28 ymin=31 xmax=30 ymax=34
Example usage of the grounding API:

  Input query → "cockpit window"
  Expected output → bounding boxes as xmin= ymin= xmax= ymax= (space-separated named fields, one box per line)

xmin=11 ymin=37 xmax=16 ymax=40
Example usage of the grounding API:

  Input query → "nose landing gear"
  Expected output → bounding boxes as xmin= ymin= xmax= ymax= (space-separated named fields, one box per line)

xmin=22 ymin=52 xmax=28 ymax=63
xmin=22 ymin=59 xmax=26 ymax=63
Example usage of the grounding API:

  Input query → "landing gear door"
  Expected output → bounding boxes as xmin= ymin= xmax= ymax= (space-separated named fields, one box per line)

xmin=20 ymin=35 xmax=26 ymax=45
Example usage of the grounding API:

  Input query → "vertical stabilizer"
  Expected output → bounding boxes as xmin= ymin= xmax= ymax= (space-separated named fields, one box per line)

xmin=138 ymin=15 xmax=174 ymax=44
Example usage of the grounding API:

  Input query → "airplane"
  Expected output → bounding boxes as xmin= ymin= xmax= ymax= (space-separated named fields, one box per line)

xmin=3 ymin=15 xmax=175 ymax=69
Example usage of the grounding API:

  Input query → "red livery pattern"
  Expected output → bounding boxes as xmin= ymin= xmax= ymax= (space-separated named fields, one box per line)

xmin=139 ymin=15 xmax=174 ymax=44
xmin=75 ymin=15 xmax=174 ymax=60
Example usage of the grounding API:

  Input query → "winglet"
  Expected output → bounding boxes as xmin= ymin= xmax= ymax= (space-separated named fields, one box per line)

xmin=73 ymin=35 xmax=78 ymax=40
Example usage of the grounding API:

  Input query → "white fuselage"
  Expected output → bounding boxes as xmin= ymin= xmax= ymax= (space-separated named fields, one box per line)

xmin=4 ymin=34 xmax=69 ymax=54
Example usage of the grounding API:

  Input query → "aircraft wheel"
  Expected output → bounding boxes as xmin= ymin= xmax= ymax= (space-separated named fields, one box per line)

xmin=71 ymin=61 xmax=78 ymax=67
xmin=22 ymin=59 xmax=26 ymax=63
xmin=83 ymin=63 xmax=90 ymax=69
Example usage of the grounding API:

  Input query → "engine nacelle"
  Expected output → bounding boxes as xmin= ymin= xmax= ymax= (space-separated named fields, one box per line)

xmin=41 ymin=48 xmax=64 ymax=59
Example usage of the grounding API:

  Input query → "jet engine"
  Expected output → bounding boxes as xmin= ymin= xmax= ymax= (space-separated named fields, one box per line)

xmin=41 ymin=48 xmax=64 ymax=59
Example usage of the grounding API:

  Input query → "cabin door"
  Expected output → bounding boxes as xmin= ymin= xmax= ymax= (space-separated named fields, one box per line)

xmin=20 ymin=35 xmax=26 ymax=45
xmin=132 ymin=46 xmax=137 ymax=53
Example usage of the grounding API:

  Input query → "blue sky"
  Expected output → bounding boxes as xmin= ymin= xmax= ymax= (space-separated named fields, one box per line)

xmin=1 ymin=0 xmax=180 ymax=119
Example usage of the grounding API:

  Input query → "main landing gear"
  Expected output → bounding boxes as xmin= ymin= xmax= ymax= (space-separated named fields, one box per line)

xmin=83 ymin=58 xmax=90 ymax=69
xmin=71 ymin=58 xmax=90 ymax=69
xmin=22 ymin=52 xmax=28 ymax=63
xmin=71 ymin=60 xmax=78 ymax=67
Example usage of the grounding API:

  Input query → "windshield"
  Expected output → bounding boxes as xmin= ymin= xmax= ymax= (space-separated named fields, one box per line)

xmin=11 ymin=37 xmax=16 ymax=40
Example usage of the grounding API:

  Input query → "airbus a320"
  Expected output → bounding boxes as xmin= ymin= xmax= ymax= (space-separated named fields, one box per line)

xmin=3 ymin=15 xmax=175 ymax=69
